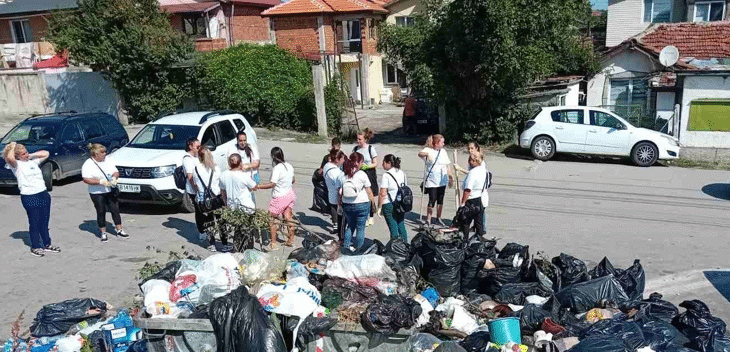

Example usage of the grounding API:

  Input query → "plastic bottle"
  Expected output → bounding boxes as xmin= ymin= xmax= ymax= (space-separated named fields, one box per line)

xmin=4 ymin=339 xmax=13 ymax=352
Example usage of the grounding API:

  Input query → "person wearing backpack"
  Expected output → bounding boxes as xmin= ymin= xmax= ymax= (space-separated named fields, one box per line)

xmin=457 ymin=153 xmax=488 ymax=238
xmin=340 ymin=152 xmax=375 ymax=253
xmin=353 ymin=128 xmax=378 ymax=226
xmin=454 ymin=141 xmax=488 ymax=233
xmin=377 ymin=154 xmax=408 ymax=241
xmin=323 ymin=149 xmax=346 ymax=237
xmin=194 ymin=146 xmax=224 ymax=252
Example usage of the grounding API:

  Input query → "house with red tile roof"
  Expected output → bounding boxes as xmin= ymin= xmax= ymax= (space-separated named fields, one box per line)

xmin=588 ymin=22 xmax=730 ymax=150
xmin=262 ymin=0 xmax=388 ymax=104
xmin=160 ymin=0 xmax=280 ymax=52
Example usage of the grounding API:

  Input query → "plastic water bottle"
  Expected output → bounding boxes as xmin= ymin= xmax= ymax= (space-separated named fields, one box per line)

xmin=3 ymin=339 xmax=13 ymax=352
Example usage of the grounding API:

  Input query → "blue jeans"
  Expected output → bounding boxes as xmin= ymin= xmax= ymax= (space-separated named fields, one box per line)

xmin=21 ymin=191 xmax=52 ymax=249
xmin=342 ymin=202 xmax=370 ymax=250
xmin=382 ymin=203 xmax=407 ymax=241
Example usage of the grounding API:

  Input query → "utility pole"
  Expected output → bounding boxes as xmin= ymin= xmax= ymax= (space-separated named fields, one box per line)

xmin=313 ymin=62 xmax=328 ymax=137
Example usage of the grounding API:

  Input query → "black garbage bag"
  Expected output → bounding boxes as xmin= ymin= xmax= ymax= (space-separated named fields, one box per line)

xmin=413 ymin=232 xmax=465 ymax=297
xmin=514 ymin=304 xmax=553 ymax=333
xmin=623 ymin=292 xmax=679 ymax=324
xmin=208 ymin=286 xmax=286 ymax=352
xmin=138 ymin=261 xmax=181 ymax=287
xmin=311 ymin=169 xmax=329 ymax=213
xmin=567 ymin=335 xmax=629 ymax=352
xmin=672 ymin=300 xmax=730 ymax=352
xmin=582 ymin=318 xmax=646 ymax=351
xmin=641 ymin=319 xmax=690 ymax=350
xmin=345 ymin=238 xmax=384 ymax=256
xmin=588 ymin=257 xmax=617 ymax=279
xmin=497 ymin=243 xmax=529 ymax=270
xmin=361 ymin=295 xmax=422 ymax=347
xmin=495 ymin=282 xmax=553 ymax=305
xmin=526 ymin=258 xmax=562 ymax=293
xmin=321 ymin=277 xmax=378 ymax=309
xmin=281 ymin=315 xmax=338 ymax=351
xmin=383 ymin=238 xmax=414 ymax=267
xmin=30 ymin=298 xmax=108 ymax=337
xmin=588 ymin=258 xmax=646 ymax=301
xmin=461 ymin=236 xmax=497 ymax=295
xmin=88 ymin=330 xmax=107 ymax=352
xmin=459 ymin=331 xmax=490 ymax=352
xmin=434 ymin=341 xmax=468 ymax=352
xmin=479 ymin=266 xmax=522 ymax=297
xmin=555 ymin=275 xmax=629 ymax=313
xmin=396 ymin=265 xmax=424 ymax=297
xmin=552 ymin=253 xmax=589 ymax=286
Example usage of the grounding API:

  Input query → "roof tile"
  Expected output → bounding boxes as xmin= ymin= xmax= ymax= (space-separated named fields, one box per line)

xmin=638 ymin=22 xmax=730 ymax=59
xmin=262 ymin=0 xmax=387 ymax=16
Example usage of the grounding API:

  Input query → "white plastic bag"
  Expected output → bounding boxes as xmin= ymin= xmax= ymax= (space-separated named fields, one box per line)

xmin=141 ymin=280 xmax=171 ymax=316
xmin=450 ymin=306 xmax=479 ymax=335
xmin=413 ymin=294 xmax=434 ymax=328
xmin=196 ymin=253 xmax=242 ymax=304
xmin=407 ymin=333 xmax=442 ymax=352
xmin=55 ymin=336 xmax=83 ymax=352
xmin=325 ymin=254 xmax=397 ymax=282
xmin=257 ymin=283 xmax=319 ymax=352
xmin=240 ymin=249 xmax=285 ymax=284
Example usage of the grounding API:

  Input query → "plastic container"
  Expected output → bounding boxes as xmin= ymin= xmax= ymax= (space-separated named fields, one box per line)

xmin=488 ymin=317 xmax=521 ymax=345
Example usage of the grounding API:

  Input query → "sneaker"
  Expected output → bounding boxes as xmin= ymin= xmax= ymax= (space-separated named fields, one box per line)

xmin=30 ymin=248 xmax=45 ymax=257
xmin=207 ymin=244 xmax=217 ymax=252
xmin=220 ymin=244 xmax=234 ymax=253
xmin=101 ymin=233 xmax=108 ymax=242
xmin=116 ymin=229 xmax=129 ymax=239
xmin=43 ymin=245 xmax=61 ymax=253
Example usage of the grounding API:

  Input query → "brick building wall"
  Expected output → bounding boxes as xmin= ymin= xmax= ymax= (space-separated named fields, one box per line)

xmin=194 ymin=38 xmax=228 ymax=51
xmin=0 ymin=16 xmax=49 ymax=44
xmin=226 ymin=5 xmax=271 ymax=42
xmin=271 ymin=16 xmax=320 ymax=54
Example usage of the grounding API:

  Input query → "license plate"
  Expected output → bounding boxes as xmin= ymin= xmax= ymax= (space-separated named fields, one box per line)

xmin=118 ymin=184 xmax=140 ymax=193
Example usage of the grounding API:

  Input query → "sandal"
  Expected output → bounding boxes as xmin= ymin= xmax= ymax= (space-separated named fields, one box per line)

xmin=265 ymin=243 xmax=280 ymax=251
xmin=283 ymin=241 xmax=294 ymax=247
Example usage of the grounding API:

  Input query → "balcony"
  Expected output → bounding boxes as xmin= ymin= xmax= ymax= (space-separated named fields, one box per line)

xmin=337 ymin=39 xmax=362 ymax=54
xmin=1 ymin=41 xmax=57 ymax=69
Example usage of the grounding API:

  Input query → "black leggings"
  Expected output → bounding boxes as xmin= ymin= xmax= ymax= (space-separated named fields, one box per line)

xmin=460 ymin=198 xmax=485 ymax=238
xmin=90 ymin=193 xmax=122 ymax=228
xmin=426 ymin=186 xmax=446 ymax=207
xmin=190 ymin=194 xmax=225 ymax=244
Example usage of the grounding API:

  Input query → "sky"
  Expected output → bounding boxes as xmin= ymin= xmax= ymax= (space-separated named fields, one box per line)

xmin=591 ymin=0 xmax=608 ymax=10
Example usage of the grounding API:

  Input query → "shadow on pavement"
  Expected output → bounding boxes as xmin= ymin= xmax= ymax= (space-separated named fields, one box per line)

xmin=120 ymin=202 xmax=180 ymax=215
xmin=702 ymin=183 xmax=730 ymax=201
xmin=502 ymin=144 xmax=664 ymax=167
xmin=162 ymin=217 xmax=201 ymax=246
xmin=10 ymin=231 xmax=30 ymax=248
xmin=0 ymin=187 xmax=19 ymax=195
xmin=78 ymin=220 xmax=103 ymax=239
xmin=295 ymin=211 xmax=330 ymax=231
xmin=368 ymin=127 xmax=430 ymax=146
xmin=704 ymin=271 xmax=730 ymax=303
xmin=55 ymin=175 xmax=83 ymax=187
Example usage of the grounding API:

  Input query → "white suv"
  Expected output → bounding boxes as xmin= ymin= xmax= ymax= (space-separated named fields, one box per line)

xmin=108 ymin=111 xmax=258 ymax=212
xmin=519 ymin=106 xmax=680 ymax=167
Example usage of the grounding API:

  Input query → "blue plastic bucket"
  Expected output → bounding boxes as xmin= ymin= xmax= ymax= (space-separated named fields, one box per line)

xmin=488 ymin=317 xmax=521 ymax=345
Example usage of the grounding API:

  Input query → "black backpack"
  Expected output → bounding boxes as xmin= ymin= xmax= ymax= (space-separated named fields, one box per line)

xmin=386 ymin=172 xmax=413 ymax=214
xmin=173 ymin=155 xmax=191 ymax=190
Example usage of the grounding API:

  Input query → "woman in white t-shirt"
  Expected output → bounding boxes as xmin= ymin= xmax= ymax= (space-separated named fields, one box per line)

xmin=377 ymin=154 xmax=408 ymax=241
xmin=454 ymin=141 xmax=488 ymax=233
xmin=195 ymin=146 xmax=224 ymax=252
xmin=226 ymin=131 xmax=260 ymax=183
xmin=417 ymin=134 xmax=453 ymax=226
xmin=458 ymin=153 xmax=488 ymax=238
xmin=256 ymin=147 xmax=296 ymax=250
xmin=82 ymin=143 xmax=127 ymax=242
xmin=323 ymin=149 xmax=346 ymax=237
xmin=340 ymin=152 xmax=375 ymax=253
xmin=220 ymin=153 xmax=257 ymax=213
xmin=3 ymin=142 xmax=59 ymax=257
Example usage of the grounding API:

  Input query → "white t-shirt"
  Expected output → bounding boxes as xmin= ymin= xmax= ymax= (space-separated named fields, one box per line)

xmin=194 ymin=165 xmax=221 ymax=202
xmin=354 ymin=144 xmax=377 ymax=165
xmin=270 ymin=162 xmax=294 ymax=198
xmin=463 ymin=164 xmax=489 ymax=207
xmin=219 ymin=169 xmax=256 ymax=213
xmin=81 ymin=159 xmax=119 ymax=194
xmin=424 ymin=148 xmax=451 ymax=188
xmin=323 ymin=162 xmax=344 ymax=205
xmin=226 ymin=144 xmax=260 ymax=179
xmin=380 ymin=168 xmax=406 ymax=204
xmin=182 ymin=154 xmax=199 ymax=195
xmin=7 ymin=159 xmax=46 ymax=195
xmin=342 ymin=170 xmax=371 ymax=204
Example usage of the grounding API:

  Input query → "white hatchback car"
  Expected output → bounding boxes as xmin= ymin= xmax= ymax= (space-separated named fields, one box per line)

xmin=108 ymin=111 xmax=258 ymax=212
xmin=519 ymin=106 xmax=680 ymax=167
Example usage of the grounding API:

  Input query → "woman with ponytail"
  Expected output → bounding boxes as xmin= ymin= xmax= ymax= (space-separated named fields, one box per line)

xmin=340 ymin=152 xmax=374 ymax=253
xmin=377 ymin=154 xmax=408 ymax=241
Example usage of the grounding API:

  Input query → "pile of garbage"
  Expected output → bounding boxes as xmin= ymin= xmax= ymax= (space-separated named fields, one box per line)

xmin=7 ymin=229 xmax=730 ymax=352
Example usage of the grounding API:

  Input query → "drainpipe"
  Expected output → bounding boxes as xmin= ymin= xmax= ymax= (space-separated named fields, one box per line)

xmin=229 ymin=3 xmax=235 ymax=46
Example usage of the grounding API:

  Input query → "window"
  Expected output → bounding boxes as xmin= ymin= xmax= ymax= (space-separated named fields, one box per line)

xmin=80 ymin=119 xmax=104 ymax=140
xmin=395 ymin=16 xmax=415 ymax=27
xmin=99 ymin=115 xmax=123 ymax=136
xmin=340 ymin=20 xmax=362 ymax=53
xmin=590 ymin=111 xmax=625 ymax=129
xmin=182 ymin=14 xmax=207 ymax=37
xmin=128 ymin=125 xmax=199 ymax=149
xmin=385 ymin=63 xmax=407 ymax=87
xmin=643 ymin=0 xmax=672 ymax=22
xmin=369 ymin=19 xmax=377 ymax=39
xmin=694 ymin=1 xmax=724 ymax=21
xmin=550 ymin=110 xmax=584 ymax=124
xmin=201 ymin=126 xmax=216 ymax=147
xmin=10 ymin=19 xmax=33 ymax=43
xmin=233 ymin=119 xmax=245 ymax=132
xmin=59 ymin=124 xmax=83 ymax=143
xmin=214 ymin=121 xmax=236 ymax=144
xmin=610 ymin=78 xmax=648 ymax=118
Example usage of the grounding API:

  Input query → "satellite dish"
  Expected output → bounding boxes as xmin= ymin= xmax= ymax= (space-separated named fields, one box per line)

xmin=659 ymin=45 xmax=679 ymax=67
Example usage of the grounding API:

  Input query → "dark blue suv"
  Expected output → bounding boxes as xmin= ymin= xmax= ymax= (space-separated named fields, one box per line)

xmin=0 ymin=112 xmax=129 ymax=191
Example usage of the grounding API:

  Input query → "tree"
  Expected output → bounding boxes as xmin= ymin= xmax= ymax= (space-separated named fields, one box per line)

xmin=47 ymin=0 xmax=194 ymax=122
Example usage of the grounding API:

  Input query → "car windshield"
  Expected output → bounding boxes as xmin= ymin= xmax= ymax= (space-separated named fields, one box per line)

xmin=1 ymin=122 xmax=58 ymax=145
xmin=129 ymin=124 xmax=200 ymax=150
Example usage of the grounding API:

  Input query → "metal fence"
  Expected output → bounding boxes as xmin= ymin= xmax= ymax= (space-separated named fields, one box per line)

xmin=599 ymin=104 xmax=673 ymax=134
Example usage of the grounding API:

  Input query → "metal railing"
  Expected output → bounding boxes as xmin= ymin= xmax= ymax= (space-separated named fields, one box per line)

xmin=337 ymin=39 xmax=362 ymax=54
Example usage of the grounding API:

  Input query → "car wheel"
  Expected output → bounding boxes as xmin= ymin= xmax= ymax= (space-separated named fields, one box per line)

xmin=41 ymin=162 xmax=53 ymax=192
xmin=632 ymin=142 xmax=658 ymax=167
xmin=180 ymin=193 xmax=195 ymax=213
xmin=531 ymin=136 xmax=555 ymax=161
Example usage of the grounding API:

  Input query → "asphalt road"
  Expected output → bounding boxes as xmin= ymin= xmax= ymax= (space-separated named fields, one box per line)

xmin=1 ymin=135 xmax=730 ymax=337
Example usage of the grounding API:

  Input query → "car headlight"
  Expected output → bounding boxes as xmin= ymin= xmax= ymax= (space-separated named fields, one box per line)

xmin=662 ymin=135 xmax=679 ymax=147
xmin=151 ymin=165 xmax=176 ymax=178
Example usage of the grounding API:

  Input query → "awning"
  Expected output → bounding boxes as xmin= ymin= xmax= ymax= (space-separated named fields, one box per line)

xmin=161 ymin=2 xmax=221 ymax=14
xmin=33 ymin=52 xmax=68 ymax=69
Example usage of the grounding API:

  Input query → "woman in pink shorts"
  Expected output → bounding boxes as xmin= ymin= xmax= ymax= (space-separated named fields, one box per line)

xmin=256 ymin=147 xmax=296 ymax=250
